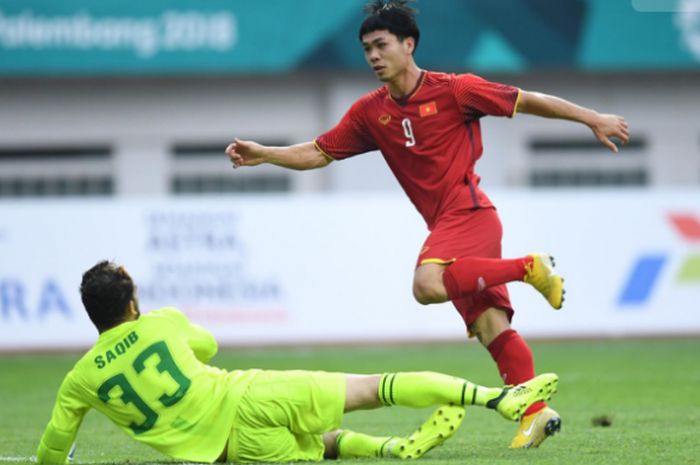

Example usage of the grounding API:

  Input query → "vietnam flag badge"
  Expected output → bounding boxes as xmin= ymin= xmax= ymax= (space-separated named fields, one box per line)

xmin=419 ymin=101 xmax=438 ymax=117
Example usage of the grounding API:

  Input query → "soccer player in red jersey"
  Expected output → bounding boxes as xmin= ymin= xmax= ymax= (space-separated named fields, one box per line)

xmin=225 ymin=0 xmax=629 ymax=449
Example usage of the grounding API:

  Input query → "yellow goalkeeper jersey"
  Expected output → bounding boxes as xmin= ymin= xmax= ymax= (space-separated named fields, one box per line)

xmin=36 ymin=307 xmax=259 ymax=464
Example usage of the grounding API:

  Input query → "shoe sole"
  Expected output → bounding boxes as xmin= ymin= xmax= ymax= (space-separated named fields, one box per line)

xmin=501 ymin=373 xmax=559 ymax=421
xmin=525 ymin=415 xmax=562 ymax=449
xmin=529 ymin=254 xmax=565 ymax=310
xmin=396 ymin=405 xmax=465 ymax=459
xmin=544 ymin=415 xmax=562 ymax=436
xmin=550 ymin=272 xmax=564 ymax=310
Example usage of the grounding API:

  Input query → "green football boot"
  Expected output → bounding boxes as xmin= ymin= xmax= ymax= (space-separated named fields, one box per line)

xmin=393 ymin=405 xmax=466 ymax=459
xmin=487 ymin=373 xmax=559 ymax=421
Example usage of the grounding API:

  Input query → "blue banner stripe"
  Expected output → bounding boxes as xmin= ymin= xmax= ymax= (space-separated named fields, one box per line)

xmin=618 ymin=255 xmax=667 ymax=306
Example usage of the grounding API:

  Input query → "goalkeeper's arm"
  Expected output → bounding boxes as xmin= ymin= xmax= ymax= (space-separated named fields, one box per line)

xmin=37 ymin=372 xmax=88 ymax=465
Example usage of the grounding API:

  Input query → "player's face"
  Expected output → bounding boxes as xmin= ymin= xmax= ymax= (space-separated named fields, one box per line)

xmin=361 ymin=30 xmax=413 ymax=82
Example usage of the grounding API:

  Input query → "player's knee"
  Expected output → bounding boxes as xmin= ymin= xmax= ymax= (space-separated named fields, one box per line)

xmin=413 ymin=265 xmax=448 ymax=305
xmin=412 ymin=279 xmax=443 ymax=305
xmin=323 ymin=431 xmax=341 ymax=459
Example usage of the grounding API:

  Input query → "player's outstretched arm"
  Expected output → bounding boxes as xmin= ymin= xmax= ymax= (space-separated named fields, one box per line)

xmin=516 ymin=90 xmax=630 ymax=153
xmin=225 ymin=139 xmax=331 ymax=170
xmin=37 ymin=373 xmax=88 ymax=465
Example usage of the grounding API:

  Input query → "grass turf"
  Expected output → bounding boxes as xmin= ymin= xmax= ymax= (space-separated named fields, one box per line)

xmin=2 ymin=338 xmax=699 ymax=464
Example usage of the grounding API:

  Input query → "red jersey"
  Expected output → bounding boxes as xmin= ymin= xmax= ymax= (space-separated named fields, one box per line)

xmin=315 ymin=70 xmax=520 ymax=230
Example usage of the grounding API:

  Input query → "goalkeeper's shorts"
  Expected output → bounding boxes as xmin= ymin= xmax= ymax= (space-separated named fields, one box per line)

xmin=225 ymin=370 xmax=346 ymax=463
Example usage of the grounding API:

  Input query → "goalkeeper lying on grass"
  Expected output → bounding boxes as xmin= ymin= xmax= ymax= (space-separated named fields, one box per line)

xmin=38 ymin=260 xmax=558 ymax=463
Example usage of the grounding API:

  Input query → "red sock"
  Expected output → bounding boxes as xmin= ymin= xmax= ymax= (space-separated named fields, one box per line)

xmin=487 ymin=329 xmax=545 ymax=416
xmin=442 ymin=256 xmax=532 ymax=300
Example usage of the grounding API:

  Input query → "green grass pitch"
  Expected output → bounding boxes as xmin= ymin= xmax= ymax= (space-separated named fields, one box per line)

xmin=2 ymin=338 xmax=699 ymax=464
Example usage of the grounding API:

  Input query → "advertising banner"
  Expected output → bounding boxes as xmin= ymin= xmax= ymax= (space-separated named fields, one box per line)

xmin=1 ymin=190 xmax=699 ymax=351
xmin=1 ymin=0 xmax=699 ymax=75
xmin=0 ymin=0 xmax=364 ymax=75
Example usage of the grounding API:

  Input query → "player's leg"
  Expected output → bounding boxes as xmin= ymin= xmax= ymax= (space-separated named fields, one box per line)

xmin=442 ymin=254 xmax=564 ymax=309
xmin=413 ymin=258 xmax=534 ymax=304
xmin=435 ymin=207 xmax=562 ymax=449
xmin=337 ymin=370 xmax=557 ymax=459
xmin=373 ymin=371 xmax=556 ymax=419
xmin=412 ymin=208 xmax=563 ymax=309
xmin=470 ymin=306 xmax=562 ymax=448
xmin=344 ymin=374 xmax=382 ymax=411
xmin=421 ymin=253 xmax=566 ymax=308
xmin=338 ymin=375 xmax=457 ymax=459
xmin=226 ymin=371 xmax=447 ymax=461
xmin=329 ymin=404 xmax=466 ymax=460
xmin=323 ymin=429 xmax=399 ymax=459
xmin=345 ymin=371 xmax=557 ymax=422
xmin=472 ymin=307 xmax=541 ymax=390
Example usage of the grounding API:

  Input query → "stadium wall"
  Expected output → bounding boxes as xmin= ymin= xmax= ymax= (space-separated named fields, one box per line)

xmin=1 ymin=191 xmax=699 ymax=351
xmin=0 ymin=72 xmax=698 ymax=195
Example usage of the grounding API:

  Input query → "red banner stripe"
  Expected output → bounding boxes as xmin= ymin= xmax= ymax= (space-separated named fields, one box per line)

xmin=668 ymin=213 xmax=700 ymax=241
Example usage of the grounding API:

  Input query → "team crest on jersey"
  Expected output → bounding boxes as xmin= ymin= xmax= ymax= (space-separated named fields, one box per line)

xmin=419 ymin=101 xmax=438 ymax=117
xmin=378 ymin=114 xmax=392 ymax=125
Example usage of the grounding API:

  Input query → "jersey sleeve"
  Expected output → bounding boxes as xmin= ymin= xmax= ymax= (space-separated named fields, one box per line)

xmin=452 ymin=73 xmax=520 ymax=119
xmin=185 ymin=321 xmax=217 ymax=363
xmin=37 ymin=371 xmax=89 ymax=465
xmin=159 ymin=307 xmax=218 ymax=363
xmin=315 ymin=99 xmax=377 ymax=160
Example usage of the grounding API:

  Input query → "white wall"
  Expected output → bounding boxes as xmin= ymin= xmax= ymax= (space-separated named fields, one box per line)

xmin=0 ymin=72 xmax=698 ymax=195
xmin=0 ymin=76 xmax=328 ymax=194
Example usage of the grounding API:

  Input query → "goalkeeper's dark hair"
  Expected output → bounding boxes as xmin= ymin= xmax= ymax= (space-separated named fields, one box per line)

xmin=80 ymin=260 xmax=135 ymax=331
xmin=359 ymin=0 xmax=420 ymax=52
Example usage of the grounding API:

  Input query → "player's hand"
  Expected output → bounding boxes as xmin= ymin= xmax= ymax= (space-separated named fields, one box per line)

xmin=225 ymin=138 xmax=267 ymax=168
xmin=590 ymin=113 xmax=629 ymax=153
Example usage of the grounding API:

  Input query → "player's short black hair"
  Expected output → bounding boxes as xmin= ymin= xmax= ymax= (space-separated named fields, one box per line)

xmin=359 ymin=0 xmax=420 ymax=52
xmin=80 ymin=260 xmax=136 ymax=331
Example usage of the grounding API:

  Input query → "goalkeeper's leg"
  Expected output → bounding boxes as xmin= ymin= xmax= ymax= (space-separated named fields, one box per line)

xmin=345 ymin=371 xmax=558 ymax=421
xmin=334 ymin=372 xmax=558 ymax=459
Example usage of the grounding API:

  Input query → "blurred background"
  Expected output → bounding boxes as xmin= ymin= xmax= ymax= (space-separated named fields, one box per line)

xmin=1 ymin=0 xmax=699 ymax=350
